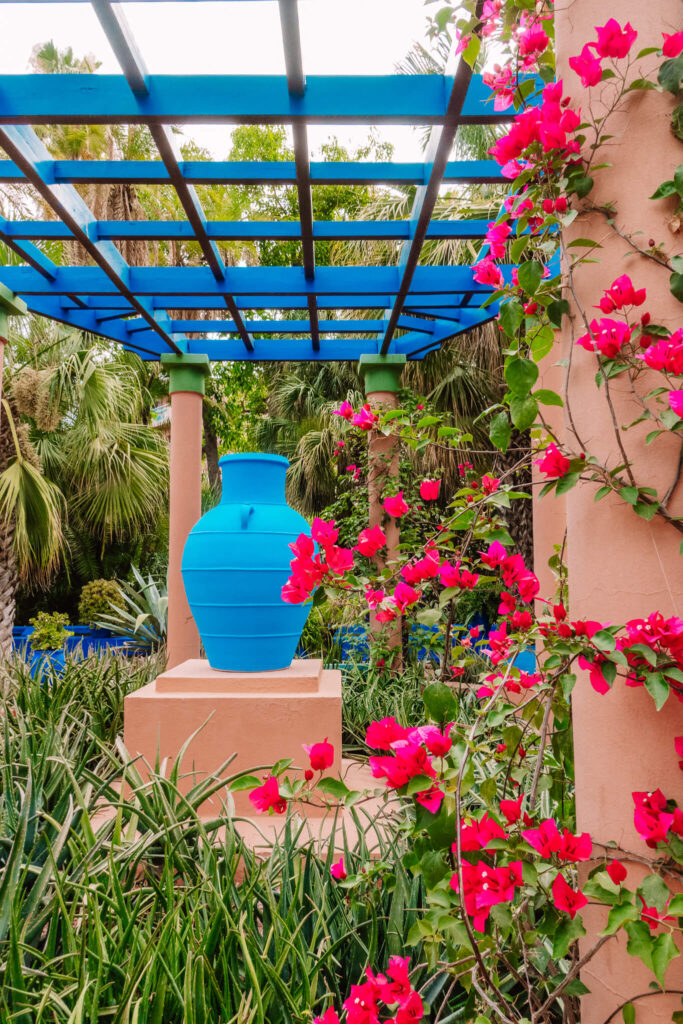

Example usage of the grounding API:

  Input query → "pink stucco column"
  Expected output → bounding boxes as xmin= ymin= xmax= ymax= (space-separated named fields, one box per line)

xmin=161 ymin=353 xmax=210 ymax=669
xmin=359 ymin=355 xmax=406 ymax=652
xmin=556 ymin=3 xmax=683 ymax=1020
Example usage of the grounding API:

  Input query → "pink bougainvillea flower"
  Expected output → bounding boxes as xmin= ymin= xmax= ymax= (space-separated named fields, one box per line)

xmin=639 ymin=332 xmax=683 ymax=375
xmin=364 ymin=587 xmax=385 ymax=610
xmin=450 ymin=861 xmax=523 ymax=932
xmin=330 ymin=856 xmax=347 ymax=881
xmin=568 ymin=44 xmax=603 ymax=86
xmin=356 ymin=524 xmax=387 ymax=558
xmin=552 ymin=872 xmax=588 ymax=919
xmin=419 ymin=478 xmax=441 ymax=500
xmin=668 ymin=391 xmax=683 ymax=418
xmin=325 ymin=544 xmax=354 ymax=575
xmin=481 ymin=474 xmax=500 ymax=495
xmin=402 ymin=548 xmax=440 ymax=585
xmin=375 ymin=607 xmax=397 ymax=624
xmin=558 ymin=829 xmax=592 ymax=862
xmin=392 ymin=582 xmax=421 ymax=612
xmin=663 ymin=30 xmax=683 ymax=57
xmin=249 ymin=776 xmax=287 ymax=815
xmin=334 ymin=400 xmax=354 ymax=421
xmin=517 ymin=571 xmax=540 ymax=603
xmin=311 ymin=518 xmax=338 ymax=546
xmin=352 ymin=403 xmax=378 ymax=431
xmin=592 ymin=18 xmax=637 ymax=58
xmin=536 ymin=443 xmax=570 ymax=479
xmin=518 ymin=23 xmax=550 ymax=58
xmin=365 ymin=716 xmax=409 ymax=750
xmin=458 ymin=812 xmax=507 ymax=852
xmin=500 ymin=794 xmax=524 ymax=825
xmin=439 ymin=561 xmax=479 ymax=590
xmin=633 ymin=790 xmax=675 ymax=847
xmin=281 ymin=578 xmax=310 ymax=604
xmin=577 ymin=317 xmax=632 ymax=358
xmin=384 ymin=491 xmax=409 ymax=518
xmin=640 ymin=895 xmax=675 ymax=932
xmin=523 ymin=818 xmax=563 ymax=858
xmin=408 ymin=723 xmax=453 ymax=757
xmin=415 ymin=784 xmax=444 ymax=814
xmin=375 ymin=955 xmax=412 ymax=1007
xmin=676 ymin=736 xmax=683 ymax=771
xmin=606 ymin=859 xmax=627 ymax=885
xmin=343 ymin=979 xmax=380 ymax=1024
xmin=370 ymin=742 xmax=435 ymax=790
xmin=303 ymin=737 xmax=334 ymax=772
xmin=484 ymin=219 xmax=512 ymax=258
xmin=483 ymin=65 xmax=516 ymax=110
xmin=313 ymin=1008 xmax=341 ymax=1024
xmin=480 ymin=540 xmax=507 ymax=568
xmin=598 ymin=274 xmax=646 ymax=311
xmin=394 ymin=989 xmax=424 ymax=1024
xmin=473 ymin=258 xmax=504 ymax=288
xmin=578 ymin=653 xmax=612 ymax=695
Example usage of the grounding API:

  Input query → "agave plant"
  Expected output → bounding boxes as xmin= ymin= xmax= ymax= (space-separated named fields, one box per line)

xmin=96 ymin=566 xmax=167 ymax=649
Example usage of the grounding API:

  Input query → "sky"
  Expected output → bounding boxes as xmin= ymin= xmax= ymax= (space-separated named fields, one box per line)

xmin=1 ymin=0 xmax=439 ymax=161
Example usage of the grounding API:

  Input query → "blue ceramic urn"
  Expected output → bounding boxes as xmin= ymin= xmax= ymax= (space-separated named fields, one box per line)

xmin=181 ymin=453 xmax=312 ymax=672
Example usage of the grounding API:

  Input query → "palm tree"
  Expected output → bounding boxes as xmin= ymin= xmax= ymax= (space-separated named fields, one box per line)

xmin=0 ymin=323 xmax=168 ymax=654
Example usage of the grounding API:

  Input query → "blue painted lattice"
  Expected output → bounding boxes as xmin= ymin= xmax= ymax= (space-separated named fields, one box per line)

xmin=0 ymin=0 xmax=530 ymax=362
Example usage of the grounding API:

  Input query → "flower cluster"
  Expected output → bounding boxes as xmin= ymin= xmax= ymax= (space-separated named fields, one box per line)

xmin=314 ymin=955 xmax=424 ymax=1024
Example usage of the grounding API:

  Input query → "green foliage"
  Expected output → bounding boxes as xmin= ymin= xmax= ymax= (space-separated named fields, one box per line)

xmin=96 ymin=566 xmax=167 ymax=648
xmin=27 ymin=611 xmax=72 ymax=650
xmin=77 ymin=578 xmax=124 ymax=626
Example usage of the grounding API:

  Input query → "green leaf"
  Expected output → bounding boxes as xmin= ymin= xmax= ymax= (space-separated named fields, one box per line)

xmin=516 ymin=261 xmax=543 ymax=295
xmin=505 ymin=356 xmax=539 ymax=396
xmin=531 ymin=324 xmax=555 ymax=361
xmin=553 ymin=915 xmax=586 ymax=958
xmin=659 ymin=55 xmax=683 ymax=95
xmin=489 ymin=411 xmax=511 ymax=452
xmin=499 ymin=298 xmax=525 ymax=338
xmin=644 ymin=672 xmax=670 ymax=710
xmin=572 ymin=174 xmax=594 ymax=199
xmin=652 ymin=932 xmax=680 ymax=987
xmin=622 ymin=1004 xmax=635 ymax=1024
xmin=317 ymin=777 xmax=351 ymax=799
xmin=625 ymin=920 xmax=654 ymax=971
xmin=419 ymin=850 xmax=448 ymax=889
xmin=423 ymin=681 xmax=458 ymax=724
xmin=602 ymin=902 xmax=639 ymax=935
xmin=510 ymin=236 xmax=528 ymax=263
xmin=633 ymin=501 xmax=659 ymax=521
xmin=594 ymin=485 xmax=611 ymax=502
xmin=567 ymin=238 xmax=602 ymax=249
xmin=547 ymin=299 xmax=569 ymax=328
xmin=666 ymin=893 xmax=683 ymax=915
xmin=534 ymin=388 xmax=563 ymax=407
xmin=555 ymin=471 xmax=581 ymax=496
xmin=461 ymin=34 xmax=481 ymax=70
xmin=650 ymin=180 xmax=678 ymax=200
xmin=619 ymin=486 xmax=639 ymax=505
xmin=670 ymin=272 xmax=683 ymax=303
xmin=229 ymin=774 xmax=263 ymax=792
xmin=509 ymin=394 xmax=538 ymax=431
xmin=640 ymin=874 xmax=670 ymax=913
xmin=417 ymin=608 xmax=442 ymax=627
xmin=593 ymin=629 xmax=616 ymax=652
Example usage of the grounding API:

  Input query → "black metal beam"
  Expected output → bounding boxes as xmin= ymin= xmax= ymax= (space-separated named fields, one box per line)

xmin=278 ymin=0 xmax=319 ymax=350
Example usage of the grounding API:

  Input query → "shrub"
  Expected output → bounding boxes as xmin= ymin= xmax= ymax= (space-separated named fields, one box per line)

xmin=28 ymin=611 xmax=73 ymax=651
xmin=78 ymin=578 xmax=124 ymax=626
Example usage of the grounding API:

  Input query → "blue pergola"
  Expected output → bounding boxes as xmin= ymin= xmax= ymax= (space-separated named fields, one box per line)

xmin=0 ymin=0 xmax=526 ymax=363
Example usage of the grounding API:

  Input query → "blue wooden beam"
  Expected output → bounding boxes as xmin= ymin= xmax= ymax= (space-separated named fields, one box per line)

xmin=4 ymin=219 xmax=492 ymax=242
xmin=0 ymin=124 xmax=185 ymax=354
xmin=0 ymin=158 xmax=505 ymax=186
xmin=0 ymin=74 xmax=519 ymax=125
xmin=0 ymin=264 xmax=511 ymax=296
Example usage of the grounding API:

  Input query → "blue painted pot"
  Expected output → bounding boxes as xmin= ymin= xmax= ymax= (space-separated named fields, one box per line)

xmin=29 ymin=648 xmax=66 ymax=681
xmin=182 ymin=453 xmax=312 ymax=672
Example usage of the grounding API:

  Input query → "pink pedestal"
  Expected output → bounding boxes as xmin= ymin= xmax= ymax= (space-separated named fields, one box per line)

xmin=123 ymin=658 xmax=342 ymax=816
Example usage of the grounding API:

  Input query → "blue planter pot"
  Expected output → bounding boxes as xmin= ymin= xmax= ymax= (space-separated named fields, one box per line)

xmin=30 ymin=648 xmax=66 ymax=680
xmin=182 ymin=453 xmax=312 ymax=672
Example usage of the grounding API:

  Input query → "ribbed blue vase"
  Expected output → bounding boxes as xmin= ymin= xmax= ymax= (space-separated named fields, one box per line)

xmin=181 ymin=453 xmax=312 ymax=672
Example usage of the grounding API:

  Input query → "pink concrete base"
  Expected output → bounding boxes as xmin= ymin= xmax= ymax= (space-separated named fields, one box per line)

xmin=123 ymin=659 xmax=342 ymax=816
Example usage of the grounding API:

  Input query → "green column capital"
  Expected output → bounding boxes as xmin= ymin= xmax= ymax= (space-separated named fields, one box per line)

xmin=0 ymin=283 xmax=27 ymax=344
xmin=161 ymin=352 xmax=211 ymax=396
xmin=358 ymin=354 xmax=407 ymax=395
